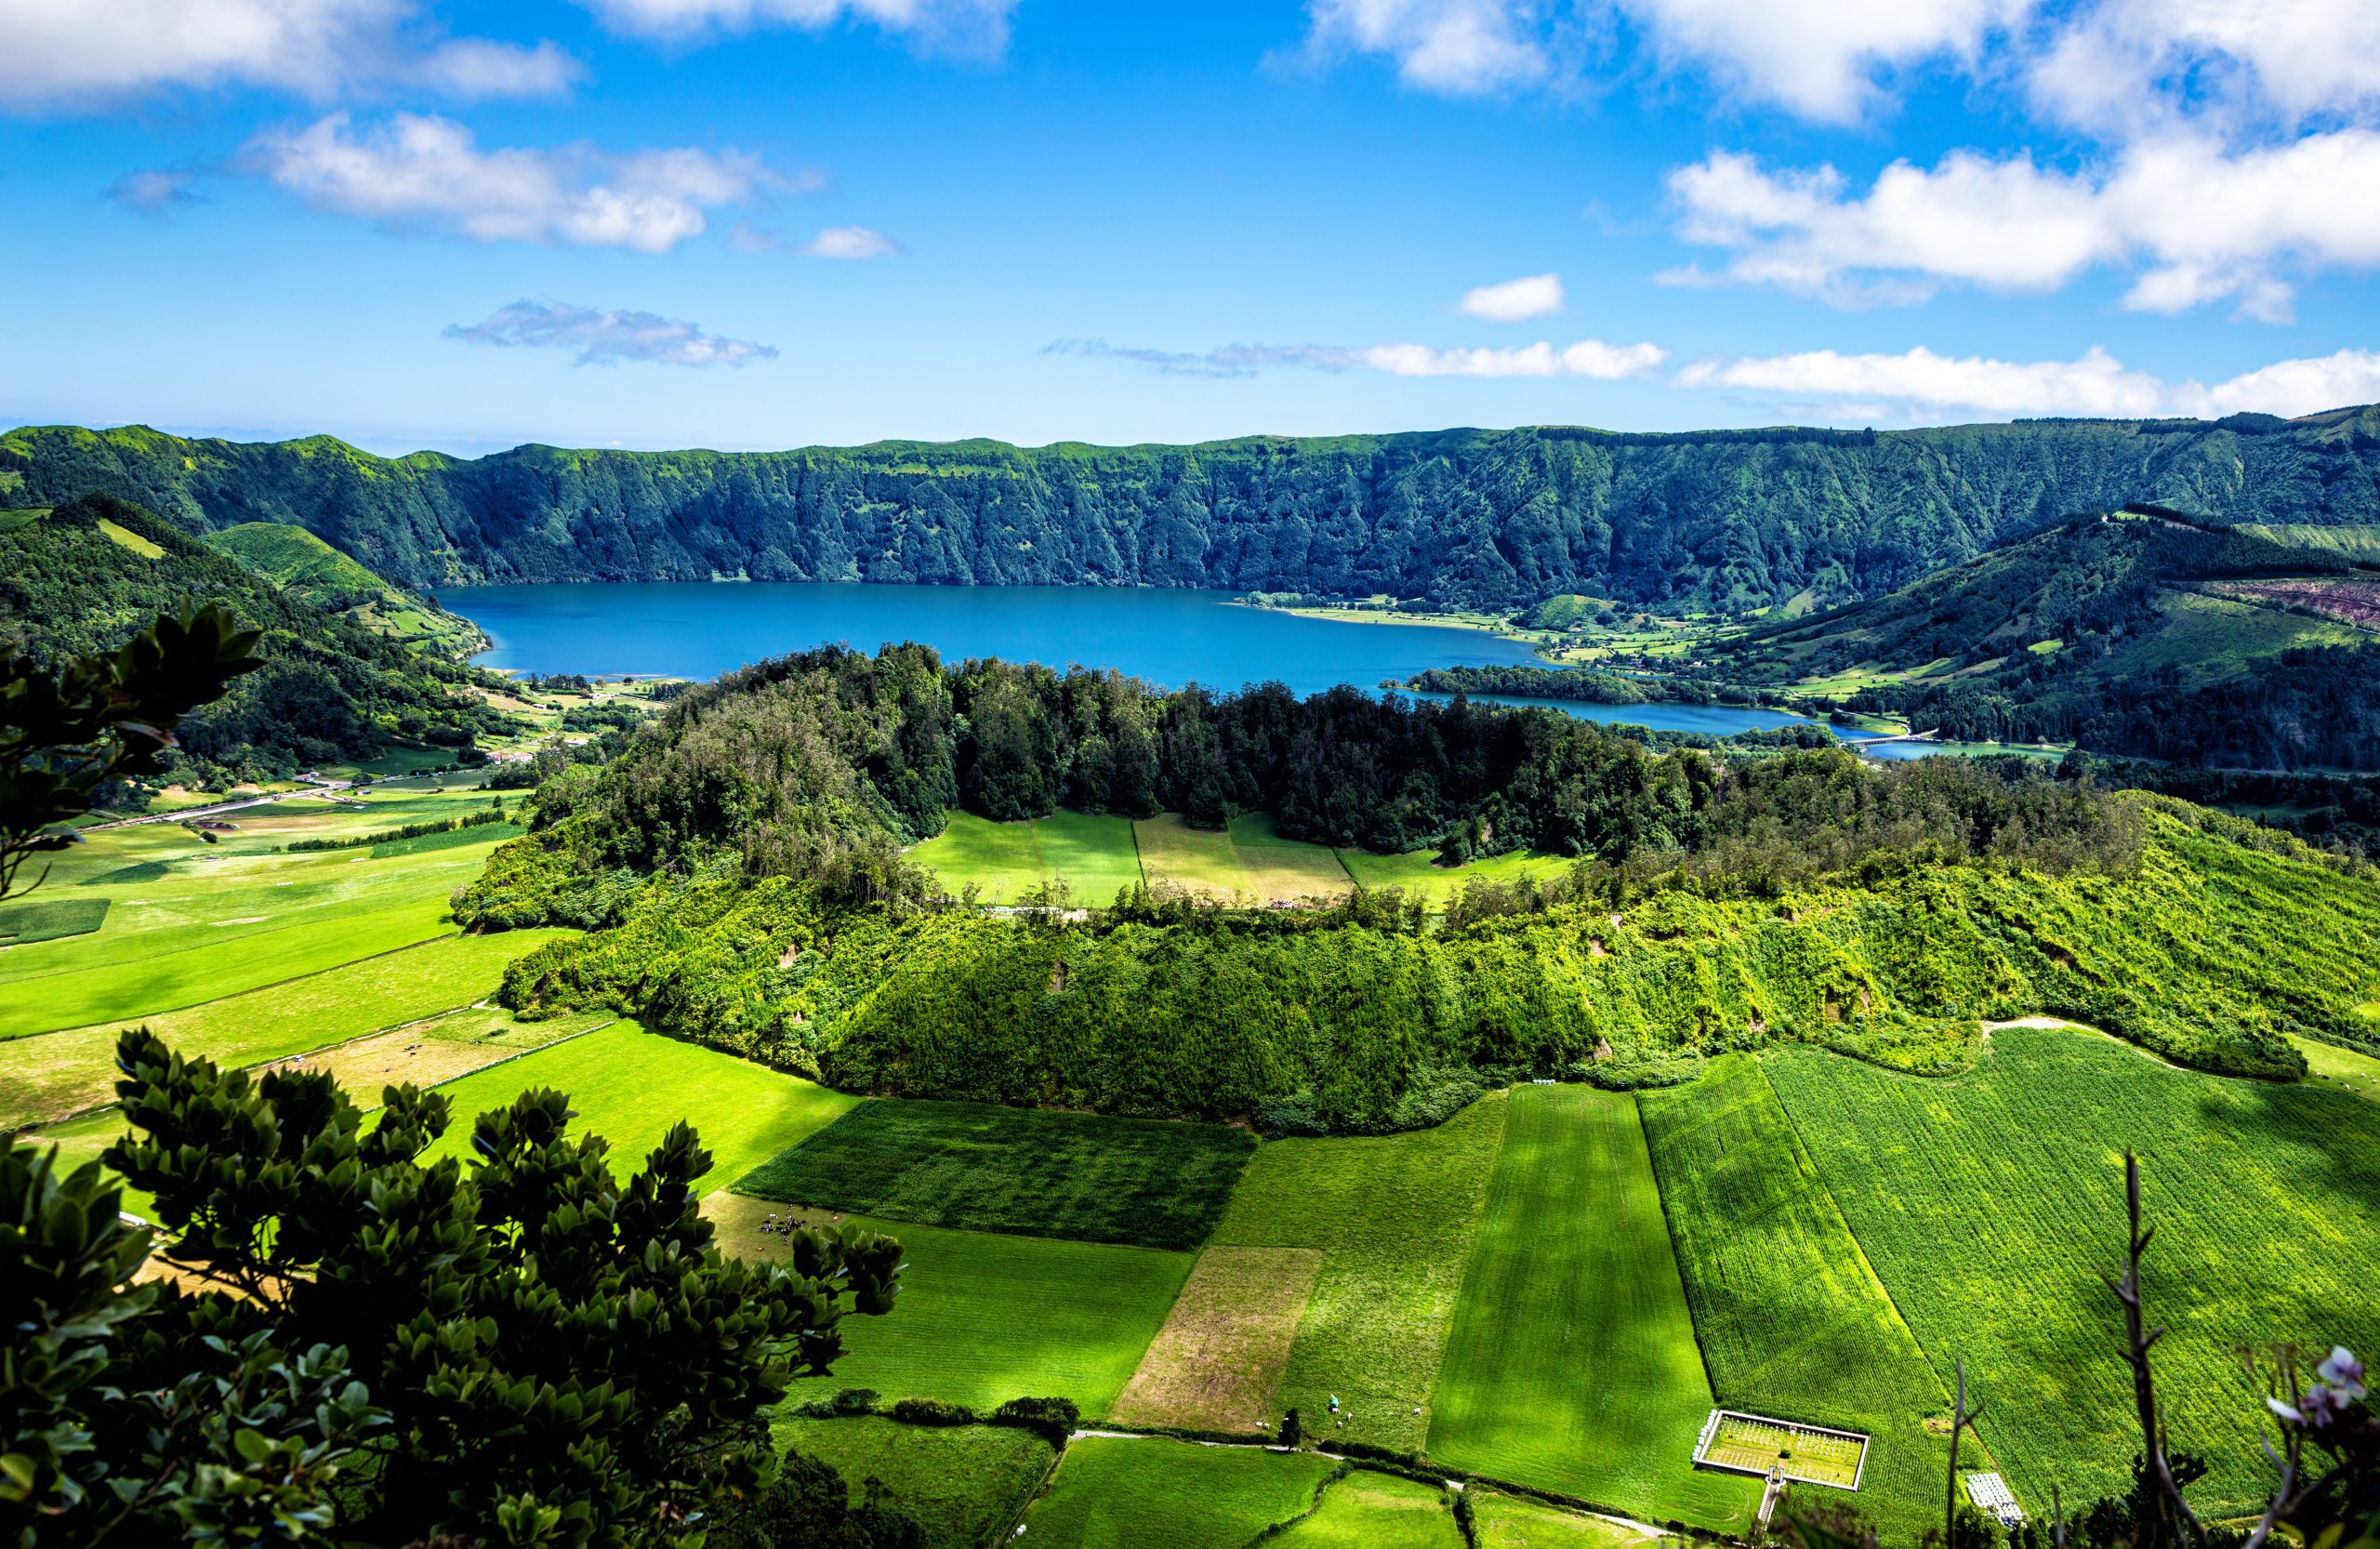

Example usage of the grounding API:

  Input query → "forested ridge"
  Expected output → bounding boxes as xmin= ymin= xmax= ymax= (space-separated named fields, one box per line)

xmin=10 ymin=405 xmax=2380 ymax=610
xmin=0 ymin=494 xmax=509 ymax=782
xmin=445 ymin=642 xmax=2380 ymax=1131
xmin=1719 ymin=510 xmax=2380 ymax=766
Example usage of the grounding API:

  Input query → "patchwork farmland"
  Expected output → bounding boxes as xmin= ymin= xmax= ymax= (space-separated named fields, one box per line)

xmin=14 ymin=786 xmax=2377 ymax=1548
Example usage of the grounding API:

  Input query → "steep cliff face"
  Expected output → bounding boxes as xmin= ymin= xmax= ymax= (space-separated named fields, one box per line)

xmin=9 ymin=407 xmax=2378 ymax=610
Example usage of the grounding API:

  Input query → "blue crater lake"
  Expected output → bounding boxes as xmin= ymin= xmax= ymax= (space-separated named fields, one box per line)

xmin=437 ymin=582 xmax=1851 ymax=741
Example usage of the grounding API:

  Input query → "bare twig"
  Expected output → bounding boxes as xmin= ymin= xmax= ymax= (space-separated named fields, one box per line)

xmin=2101 ymin=1152 xmax=2206 ymax=1549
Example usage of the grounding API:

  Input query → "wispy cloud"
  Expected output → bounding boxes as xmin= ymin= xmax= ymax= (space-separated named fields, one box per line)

xmin=574 ymin=0 xmax=1017 ymax=58
xmin=248 ymin=113 xmax=778 ymax=252
xmin=109 ymin=166 xmax=204 ymax=216
xmin=445 ymin=299 xmax=778 ymax=366
xmin=733 ymin=221 xmax=906 ymax=258
xmin=1048 ymin=336 xmax=1666 ymax=380
xmin=1458 ymin=271 xmax=1564 ymax=321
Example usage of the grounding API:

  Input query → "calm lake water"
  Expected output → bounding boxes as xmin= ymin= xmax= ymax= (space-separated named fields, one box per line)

xmin=438 ymin=582 xmax=1854 ymax=741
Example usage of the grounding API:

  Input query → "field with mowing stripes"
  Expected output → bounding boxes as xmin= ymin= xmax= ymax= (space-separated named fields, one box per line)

xmin=1109 ymin=1245 xmax=1323 ymax=1432
xmin=1770 ymin=1030 xmax=2380 ymax=1517
xmin=1023 ymin=1436 xmax=1341 ymax=1549
xmin=1209 ymin=1091 xmax=1508 ymax=1454
xmin=1640 ymin=1056 xmax=1950 ymax=1539
xmin=715 ymin=1195 xmax=1193 ymax=1419
xmin=734 ymin=1098 xmax=1254 ymax=1250
xmin=1428 ymin=1085 xmax=1753 ymax=1531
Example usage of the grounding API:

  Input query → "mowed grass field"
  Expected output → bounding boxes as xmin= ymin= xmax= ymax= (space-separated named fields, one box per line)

xmin=1470 ymin=1490 xmax=1661 ymax=1549
xmin=1427 ymin=1086 xmax=1754 ymax=1531
xmin=909 ymin=810 xmax=1144 ymax=906
xmin=1 ymin=929 xmax=579 ymax=1128
xmin=1275 ymin=1470 xmax=1462 ymax=1549
xmin=1209 ymin=1091 xmax=1509 ymax=1454
xmin=735 ymin=1098 xmax=1255 ymax=1251
xmin=1023 ymin=1436 xmax=1340 ymax=1549
xmin=1640 ymin=1056 xmax=1951 ymax=1540
xmin=771 ymin=1417 xmax=1055 ymax=1549
xmin=1770 ymin=1029 xmax=2380 ymax=1517
xmin=1337 ymin=846 xmax=1576 ymax=907
xmin=416 ymin=1021 xmax=860 ymax=1186
xmin=1108 ymin=1245 xmax=1323 ymax=1433
xmin=715 ymin=1196 xmax=1192 ymax=1419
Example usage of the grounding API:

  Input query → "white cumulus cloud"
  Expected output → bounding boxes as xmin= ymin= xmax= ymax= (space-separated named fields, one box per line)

xmin=575 ymin=0 xmax=1015 ymax=55
xmin=446 ymin=299 xmax=778 ymax=366
xmin=1300 ymin=0 xmax=1555 ymax=95
xmin=0 ymin=0 xmax=578 ymax=110
xmin=1458 ymin=271 xmax=1565 ymax=321
xmin=2030 ymin=0 xmax=2380 ymax=137
xmin=1665 ymin=131 xmax=2380 ymax=320
xmin=248 ymin=113 xmax=775 ymax=252
xmin=1617 ymin=0 xmax=2022 ymax=122
xmin=1674 ymin=343 xmax=2380 ymax=420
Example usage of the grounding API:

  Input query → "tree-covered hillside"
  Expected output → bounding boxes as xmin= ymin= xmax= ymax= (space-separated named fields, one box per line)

xmin=1718 ymin=509 xmax=2380 ymax=765
xmin=443 ymin=642 xmax=2380 ymax=1130
xmin=9 ymin=407 xmax=2380 ymax=611
xmin=0 ymin=495 xmax=509 ymax=783
xmin=204 ymin=521 xmax=486 ymax=655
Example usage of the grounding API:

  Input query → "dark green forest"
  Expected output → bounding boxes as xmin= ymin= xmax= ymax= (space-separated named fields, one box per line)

xmin=11 ymin=405 xmax=2380 ymax=610
xmin=0 ymin=494 xmax=508 ymax=783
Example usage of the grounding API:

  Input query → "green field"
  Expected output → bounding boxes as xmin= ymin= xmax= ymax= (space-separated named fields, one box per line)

xmin=417 ymin=1021 xmax=861 ymax=1186
xmin=734 ymin=1098 xmax=1255 ymax=1250
xmin=771 ymin=1417 xmax=1055 ymax=1549
xmin=2294 ymin=1034 xmax=2380 ymax=1106
xmin=1427 ymin=1086 xmax=1753 ymax=1530
xmin=1226 ymin=812 xmax=1358 ymax=901
xmin=1022 ymin=1436 xmax=1340 ymax=1549
xmin=727 ymin=1200 xmax=1192 ymax=1419
xmin=1769 ymin=1029 xmax=2380 ymax=1517
xmin=910 ymin=810 xmax=1144 ymax=906
xmin=1335 ymin=845 xmax=1575 ymax=907
xmin=1469 ymin=1490 xmax=1658 ymax=1549
xmin=1209 ymin=1091 xmax=1508 ymax=1454
xmin=1640 ymin=1056 xmax=1950 ymax=1539
xmin=0 ymin=896 xmax=109 ymax=944
xmin=0 ymin=928 xmax=579 ymax=1128
xmin=1275 ymin=1470 xmax=1462 ymax=1548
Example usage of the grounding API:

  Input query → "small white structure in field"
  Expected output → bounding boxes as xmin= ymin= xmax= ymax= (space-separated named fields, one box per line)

xmin=1965 ymin=1472 xmax=2025 ymax=1528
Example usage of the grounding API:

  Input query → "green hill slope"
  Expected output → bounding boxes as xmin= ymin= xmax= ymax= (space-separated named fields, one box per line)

xmin=205 ymin=521 xmax=485 ymax=654
xmin=10 ymin=407 xmax=2380 ymax=612
xmin=1717 ymin=510 xmax=2380 ymax=766
xmin=0 ymin=495 xmax=508 ymax=783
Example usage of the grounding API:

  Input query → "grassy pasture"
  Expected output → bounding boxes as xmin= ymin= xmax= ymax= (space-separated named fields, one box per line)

xmin=1209 ymin=1091 xmax=1508 ymax=1454
xmin=1 ymin=928 xmax=579 ymax=1128
xmin=1022 ymin=1436 xmax=1339 ymax=1549
xmin=2294 ymin=1035 xmax=2380 ymax=1106
xmin=714 ymin=1196 xmax=1191 ymax=1419
xmin=1639 ymin=1056 xmax=1950 ymax=1539
xmin=733 ymin=1098 xmax=1255 ymax=1251
xmin=1427 ymin=1086 xmax=1752 ymax=1531
xmin=1132 ymin=814 xmax=1252 ymax=895
xmin=770 ymin=1417 xmax=1055 ymax=1549
xmin=0 ymin=897 xmax=109 ymax=944
xmin=1336 ymin=845 xmax=1575 ymax=907
xmin=909 ymin=810 xmax=1143 ymax=907
xmin=1770 ymin=1029 xmax=2380 ymax=1517
xmin=417 ymin=1021 xmax=859 ymax=1186
xmin=1108 ymin=1245 xmax=1324 ymax=1433
xmin=1227 ymin=812 xmax=1356 ymax=901
xmin=1469 ymin=1491 xmax=1661 ymax=1549
xmin=1275 ymin=1470 xmax=1462 ymax=1549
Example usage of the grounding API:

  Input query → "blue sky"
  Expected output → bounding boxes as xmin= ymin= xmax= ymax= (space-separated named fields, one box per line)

xmin=3 ymin=0 xmax=2377 ymax=454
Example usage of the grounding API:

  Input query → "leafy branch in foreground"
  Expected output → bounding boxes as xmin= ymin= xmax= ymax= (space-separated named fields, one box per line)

xmin=0 ymin=602 xmax=261 ymax=900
